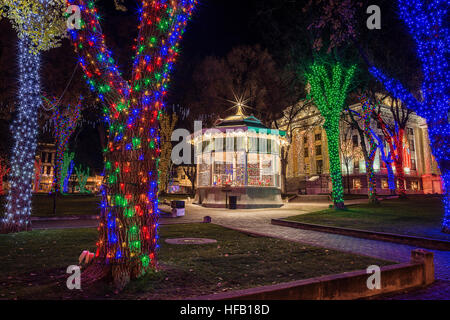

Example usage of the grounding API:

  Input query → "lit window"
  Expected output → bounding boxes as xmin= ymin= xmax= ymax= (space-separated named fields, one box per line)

xmin=353 ymin=178 xmax=361 ymax=189
xmin=315 ymin=145 xmax=322 ymax=156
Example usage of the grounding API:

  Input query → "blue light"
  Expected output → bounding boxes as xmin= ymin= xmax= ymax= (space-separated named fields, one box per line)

xmin=369 ymin=0 xmax=449 ymax=231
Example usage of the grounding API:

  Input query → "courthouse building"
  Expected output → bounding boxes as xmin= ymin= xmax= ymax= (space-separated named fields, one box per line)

xmin=284 ymin=100 xmax=443 ymax=195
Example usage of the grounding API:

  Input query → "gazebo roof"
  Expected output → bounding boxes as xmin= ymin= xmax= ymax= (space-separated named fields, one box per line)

xmin=211 ymin=105 xmax=285 ymax=136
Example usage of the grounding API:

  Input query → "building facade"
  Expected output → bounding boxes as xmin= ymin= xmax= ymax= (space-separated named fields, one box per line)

xmin=285 ymin=102 xmax=443 ymax=195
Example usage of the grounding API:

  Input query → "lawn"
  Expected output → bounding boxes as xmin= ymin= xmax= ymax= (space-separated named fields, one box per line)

xmin=0 ymin=223 xmax=393 ymax=300
xmin=286 ymin=195 xmax=450 ymax=241
xmin=0 ymin=194 xmax=100 ymax=218
xmin=0 ymin=193 xmax=189 ymax=218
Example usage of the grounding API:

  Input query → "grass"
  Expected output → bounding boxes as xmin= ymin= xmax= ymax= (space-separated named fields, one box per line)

xmin=0 ymin=194 xmax=100 ymax=218
xmin=0 ymin=193 xmax=189 ymax=218
xmin=286 ymin=195 xmax=449 ymax=241
xmin=0 ymin=223 xmax=393 ymax=300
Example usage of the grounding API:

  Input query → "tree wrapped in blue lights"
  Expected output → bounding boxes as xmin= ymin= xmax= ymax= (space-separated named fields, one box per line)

xmin=61 ymin=152 xmax=75 ymax=193
xmin=369 ymin=0 xmax=449 ymax=232
xmin=67 ymin=0 xmax=197 ymax=288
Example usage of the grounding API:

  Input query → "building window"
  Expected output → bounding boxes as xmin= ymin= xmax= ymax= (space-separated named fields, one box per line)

xmin=304 ymin=148 xmax=309 ymax=158
xmin=381 ymin=179 xmax=388 ymax=189
xmin=353 ymin=178 xmax=361 ymax=189
xmin=315 ymin=145 xmax=322 ymax=156
xmin=352 ymin=135 xmax=359 ymax=147
xmin=411 ymin=159 xmax=416 ymax=170
xmin=354 ymin=160 xmax=360 ymax=170
xmin=46 ymin=166 xmax=51 ymax=175
xmin=303 ymin=136 xmax=308 ymax=144
xmin=315 ymin=133 xmax=321 ymax=141
xmin=407 ymin=127 xmax=414 ymax=136
xmin=411 ymin=180 xmax=419 ymax=191
xmin=316 ymin=160 xmax=323 ymax=174
xmin=409 ymin=139 xmax=415 ymax=152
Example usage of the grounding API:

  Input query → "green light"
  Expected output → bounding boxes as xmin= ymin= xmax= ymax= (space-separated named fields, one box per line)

xmin=141 ymin=255 xmax=150 ymax=267
xmin=124 ymin=207 xmax=134 ymax=218
xmin=305 ymin=61 xmax=356 ymax=209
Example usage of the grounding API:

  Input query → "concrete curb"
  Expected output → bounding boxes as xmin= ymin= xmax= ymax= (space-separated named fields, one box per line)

xmin=271 ymin=218 xmax=450 ymax=251
xmin=31 ymin=215 xmax=98 ymax=222
xmin=190 ymin=249 xmax=434 ymax=300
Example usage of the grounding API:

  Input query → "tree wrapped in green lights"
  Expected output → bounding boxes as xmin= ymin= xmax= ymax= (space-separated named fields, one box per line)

xmin=305 ymin=61 xmax=356 ymax=209
xmin=75 ymin=164 xmax=89 ymax=193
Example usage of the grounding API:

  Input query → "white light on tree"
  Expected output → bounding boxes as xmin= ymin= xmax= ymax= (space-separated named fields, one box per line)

xmin=2 ymin=37 xmax=41 ymax=232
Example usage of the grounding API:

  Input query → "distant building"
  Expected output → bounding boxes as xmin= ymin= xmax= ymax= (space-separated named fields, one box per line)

xmin=168 ymin=165 xmax=194 ymax=194
xmin=35 ymin=143 xmax=56 ymax=192
xmin=284 ymin=101 xmax=443 ymax=195
xmin=33 ymin=142 xmax=102 ymax=193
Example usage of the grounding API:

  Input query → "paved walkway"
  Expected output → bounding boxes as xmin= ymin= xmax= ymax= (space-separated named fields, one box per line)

xmin=33 ymin=201 xmax=450 ymax=299
xmin=159 ymin=203 xmax=450 ymax=281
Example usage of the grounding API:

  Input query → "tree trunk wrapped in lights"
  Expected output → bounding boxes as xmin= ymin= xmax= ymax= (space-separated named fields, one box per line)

xmin=75 ymin=164 xmax=89 ymax=193
xmin=61 ymin=152 xmax=75 ymax=193
xmin=159 ymin=111 xmax=178 ymax=194
xmin=0 ymin=0 xmax=66 ymax=233
xmin=305 ymin=61 xmax=356 ymax=209
xmin=51 ymin=101 xmax=81 ymax=194
xmin=360 ymin=95 xmax=378 ymax=204
xmin=0 ymin=157 xmax=10 ymax=195
xmin=2 ymin=37 xmax=40 ymax=233
xmin=370 ymin=0 xmax=449 ymax=232
xmin=67 ymin=0 xmax=196 ymax=288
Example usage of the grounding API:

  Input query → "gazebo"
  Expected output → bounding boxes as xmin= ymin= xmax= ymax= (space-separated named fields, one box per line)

xmin=192 ymin=106 xmax=286 ymax=208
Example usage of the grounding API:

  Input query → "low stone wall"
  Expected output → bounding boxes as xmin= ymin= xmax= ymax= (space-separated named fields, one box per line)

xmin=193 ymin=249 xmax=434 ymax=300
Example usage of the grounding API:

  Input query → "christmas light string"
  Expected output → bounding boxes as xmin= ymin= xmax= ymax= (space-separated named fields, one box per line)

xmin=67 ymin=0 xmax=196 ymax=277
xmin=306 ymin=61 xmax=356 ymax=209
xmin=51 ymin=98 xmax=82 ymax=193
xmin=370 ymin=0 xmax=448 ymax=230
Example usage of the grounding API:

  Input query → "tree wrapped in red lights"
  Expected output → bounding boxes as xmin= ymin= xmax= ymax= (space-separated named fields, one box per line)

xmin=372 ymin=98 xmax=412 ymax=197
xmin=51 ymin=99 xmax=82 ymax=194
xmin=33 ymin=157 xmax=42 ymax=192
xmin=67 ymin=0 xmax=196 ymax=288
xmin=0 ymin=157 xmax=9 ymax=195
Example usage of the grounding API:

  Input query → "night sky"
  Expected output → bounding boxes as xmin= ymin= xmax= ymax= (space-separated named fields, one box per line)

xmin=0 ymin=0 xmax=417 ymax=174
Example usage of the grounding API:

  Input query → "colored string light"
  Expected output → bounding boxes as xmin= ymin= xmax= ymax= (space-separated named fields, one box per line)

xmin=369 ymin=0 xmax=449 ymax=231
xmin=67 ymin=0 xmax=196 ymax=277
xmin=305 ymin=61 xmax=356 ymax=209
xmin=51 ymin=99 xmax=82 ymax=193
xmin=360 ymin=95 xmax=378 ymax=201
